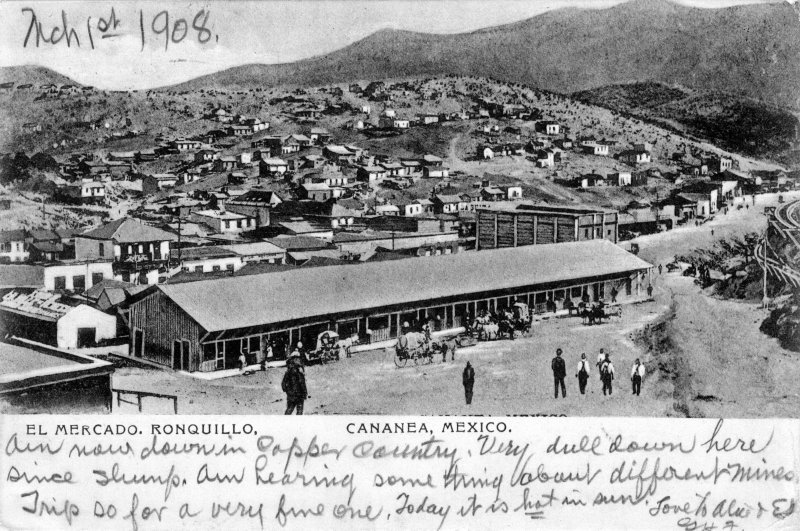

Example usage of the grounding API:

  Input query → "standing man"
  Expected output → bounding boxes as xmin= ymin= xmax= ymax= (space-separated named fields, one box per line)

xmin=610 ymin=287 xmax=618 ymax=303
xmin=631 ymin=358 xmax=645 ymax=396
xmin=282 ymin=363 xmax=308 ymax=415
xmin=462 ymin=361 xmax=475 ymax=405
xmin=600 ymin=354 xmax=615 ymax=396
xmin=575 ymin=353 xmax=590 ymax=395
xmin=647 ymin=283 xmax=653 ymax=299
xmin=658 ymin=264 xmax=663 ymax=275
xmin=551 ymin=348 xmax=567 ymax=399
xmin=596 ymin=348 xmax=606 ymax=380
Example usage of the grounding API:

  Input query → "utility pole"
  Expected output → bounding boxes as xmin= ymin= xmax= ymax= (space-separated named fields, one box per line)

xmin=176 ymin=215 xmax=182 ymax=265
xmin=763 ymin=218 xmax=769 ymax=309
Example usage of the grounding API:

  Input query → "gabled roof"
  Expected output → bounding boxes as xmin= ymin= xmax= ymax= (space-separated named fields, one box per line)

xmin=85 ymin=278 xmax=135 ymax=299
xmin=227 ymin=190 xmax=282 ymax=205
xmin=80 ymin=218 xmax=178 ymax=243
xmin=156 ymin=239 xmax=652 ymax=332
xmin=0 ymin=230 xmax=27 ymax=243
xmin=28 ymin=229 xmax=59 ymax=242
xmin=435 ymin=194 xmax=462 ymax=204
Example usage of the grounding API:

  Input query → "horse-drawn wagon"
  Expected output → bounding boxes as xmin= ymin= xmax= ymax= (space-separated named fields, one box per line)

xmin=306 ymin=331 xmax=342 ymax=364
xmin=394 ymin=331 xmax=435 ymax=367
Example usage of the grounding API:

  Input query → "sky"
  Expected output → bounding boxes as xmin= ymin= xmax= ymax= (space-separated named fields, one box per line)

xmin=0 ymin=0 xmax=782 ymax=90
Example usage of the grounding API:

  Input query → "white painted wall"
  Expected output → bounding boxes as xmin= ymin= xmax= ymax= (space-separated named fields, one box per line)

xmin=57 ymin=305 xmax=117 ymax=349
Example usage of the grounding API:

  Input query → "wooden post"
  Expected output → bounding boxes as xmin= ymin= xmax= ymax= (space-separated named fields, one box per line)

xmin=533 ymin=214 xmax=538 ymax=245
xmin=553 ymin=217 xmax=558 ymax=242
xmin=513 ymin=214 xmax=518 ymax=247
xmin=137 ymin=394 xmax=142 ymax=412
xmin=173 ymin=397 xmax=178 ymax=414
xmin=493 ymin=214 xmax=498 ymax=249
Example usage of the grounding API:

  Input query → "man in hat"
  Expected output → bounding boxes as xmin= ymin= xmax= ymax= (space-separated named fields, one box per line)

xmin=282 ymin=362 xmax=308 ymax=415
xmin=462 ymin=361 xmax=475 ymax=405
xmin=596 ymin=348 xmax=607 ymax=380
xmin=631 ymin=358 xmax=646 ymax=396
xmin=288 ymin=342 xmax=305 ymax=372
xmin=575 ymin=353 xmax=590 ymax=395
xmin=600 ymin=353 xmax=615 ymax=396
xmin=551 ymin=348 xmax=567 ymax=399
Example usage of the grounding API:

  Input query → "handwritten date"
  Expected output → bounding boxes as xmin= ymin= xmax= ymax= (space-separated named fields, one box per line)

xmin=21 ymin=7 xmax=217 ymax=51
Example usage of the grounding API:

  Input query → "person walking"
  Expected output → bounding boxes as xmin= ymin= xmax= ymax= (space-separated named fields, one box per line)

xmin=647 ymin=284 xmax=653 ymax=299
xmin=551 ymin=348 xmax=567 ymax=399
xmin=631 ymin=358 xmax=645 ymax=396
xmin=658 ymin=264 xmax=663 ymax=275
xmin=282 ymin=363 xmax=308 ymax=415
xmin=575 ymin=353 xmax=590 ymax=395
xmin=596 ymin=348 xmax=606 ymax=380
xmin=462 ymin=361 xmax=475 ymax=405
xmin=600 ymin=354 xmax=615 ymax=396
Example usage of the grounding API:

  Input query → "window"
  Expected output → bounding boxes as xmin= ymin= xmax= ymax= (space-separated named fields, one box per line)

xmin=226 ymin=263 xmax=234 ymax=271
xmin=91 ymin=272 xmax=104 ymax=286
xmin=98 ymin=243 xmax=104 ymax=256
xmin=72 ymin=275 xmax=86 ymax=291
xmin=212 ymin=265 xmax=221 ymax=272
xmin=54 ymin=276 xmax=66 ymax=290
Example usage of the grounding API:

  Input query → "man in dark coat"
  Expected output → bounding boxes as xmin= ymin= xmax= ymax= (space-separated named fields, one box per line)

xmin=462 ymin=361 xmax=475 ymax=405
xmin=551 ymin=348 xmax=567 ymax=398
xmin=282 ymin=364 xmax=308 ymax=415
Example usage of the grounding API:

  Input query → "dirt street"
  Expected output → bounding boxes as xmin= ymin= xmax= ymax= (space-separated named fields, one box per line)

xmin=68 ymin=192 xmax=800 ymax=417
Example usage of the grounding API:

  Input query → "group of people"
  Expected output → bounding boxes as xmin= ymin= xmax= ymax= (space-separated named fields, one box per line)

xmin=551 ymin=348 xmax=646 ymax=399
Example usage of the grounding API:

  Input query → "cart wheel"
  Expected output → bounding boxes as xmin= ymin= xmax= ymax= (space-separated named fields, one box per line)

xmin=394 ymin=354 xmax=407 ymax=368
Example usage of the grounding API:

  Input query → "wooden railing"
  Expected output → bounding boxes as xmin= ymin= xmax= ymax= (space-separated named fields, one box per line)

xmin=113 ymin=388 xmax=178 ymax=414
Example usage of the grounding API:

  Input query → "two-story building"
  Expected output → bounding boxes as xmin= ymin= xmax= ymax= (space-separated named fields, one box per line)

xmin=0 ymin=230 xmax=29 ymax=263
xmin=75 ymin=218 xmax=178 ymax=284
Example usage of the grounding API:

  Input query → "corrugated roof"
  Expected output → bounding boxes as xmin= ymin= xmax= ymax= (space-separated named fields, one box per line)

xmin=81 ymin=218 xmax=178 ymax=243
xmin=156 ymin=239 xmax=652 ymax=332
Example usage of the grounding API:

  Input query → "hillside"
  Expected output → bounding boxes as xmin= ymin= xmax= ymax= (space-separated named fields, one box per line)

xmin=0 ymin=65 xmax=81 ymax=87
xmin=168 ymin=0 xmax=800 ymax=109
xmin=573 ymin=82 xmax=800 ymax=162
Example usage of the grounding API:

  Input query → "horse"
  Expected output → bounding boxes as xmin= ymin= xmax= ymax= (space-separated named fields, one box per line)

xmin=472 ymin=320 xmax=500 ymax=340
xmin=338 ymin=335 xmax=359 ymax=358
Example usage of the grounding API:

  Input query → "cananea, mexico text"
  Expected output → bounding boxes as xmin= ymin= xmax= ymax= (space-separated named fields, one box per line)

xmin=345 ymin=421 xmax=509 ymax=434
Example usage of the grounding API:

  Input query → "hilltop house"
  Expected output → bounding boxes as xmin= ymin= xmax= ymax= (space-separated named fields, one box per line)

xmin=225 ymin=189 xmax=283 ymax=227
xmin=190 ymin=210 xmax=257 ymax=234
xmin=357 ymin=165 xmax=388 ymax=182
xmin=535 ymin=121 xmax=561 ymax=135
xmin=323 ymin=145 xmax=357 ymax=164
xmin=142 ymin=174 xmax=179 ymax=195
xmin=619 ymin=150 xmax=652 ymax=165
xmin=259 ymin=158 xmax=289 ymax=178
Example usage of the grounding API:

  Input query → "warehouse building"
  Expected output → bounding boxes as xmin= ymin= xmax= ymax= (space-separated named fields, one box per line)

xmin=475 ymin=203 xmax=618 ymax=250
xmin=128 ymin=240 xmax=652 ymax=372
xmin=0 ymin=290 xmax=117 ymax=349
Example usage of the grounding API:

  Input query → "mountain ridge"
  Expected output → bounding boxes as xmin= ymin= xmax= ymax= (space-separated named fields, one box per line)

xmin=162 ymin=0 xmax=799 ymax=108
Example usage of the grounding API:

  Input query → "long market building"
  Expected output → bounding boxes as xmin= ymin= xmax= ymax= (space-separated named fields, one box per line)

xmin=128 ymin=239 xmax=653 ymax=372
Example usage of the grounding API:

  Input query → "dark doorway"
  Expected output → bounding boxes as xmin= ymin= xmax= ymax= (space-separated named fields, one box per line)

xmin=77 ymin=327 xmax=96 ymax=348
xmin=133 ymin=329 xmax=144 ymax=358
xmin=172 ymin=340 xmax=191 ymax=370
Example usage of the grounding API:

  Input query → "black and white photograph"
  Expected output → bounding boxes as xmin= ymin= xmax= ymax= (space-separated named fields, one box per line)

xmin=1 ymin=2 xmax=800 ymax=530
xmin=1 ymin=0 xmax=798 ymax=419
